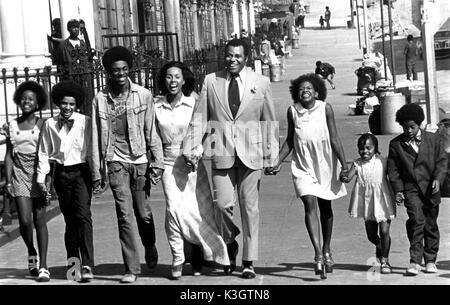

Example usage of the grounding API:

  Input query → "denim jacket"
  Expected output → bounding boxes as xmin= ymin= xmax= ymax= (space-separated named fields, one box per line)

xmin=91 ymin=80 xmax=164 ymax=181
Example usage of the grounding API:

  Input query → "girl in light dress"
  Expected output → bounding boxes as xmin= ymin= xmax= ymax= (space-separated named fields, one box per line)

xmin=342 ymin=133 xmax=396 ymax=274
xmin=265 ymin=73 xmax=348 ymax=279
xmin=1 ymin=81 xmax=50 ymax=281
xmin=155 ymin=61 xmax=229 ymax=280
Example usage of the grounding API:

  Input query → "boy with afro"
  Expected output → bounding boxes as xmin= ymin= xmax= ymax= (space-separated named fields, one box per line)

xmin=387 ymin=103 xmax=447 ymax=275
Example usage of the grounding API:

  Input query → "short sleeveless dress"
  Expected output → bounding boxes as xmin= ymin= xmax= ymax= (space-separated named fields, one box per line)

xmin=2 ymin=118 xmax=44 ymax=198
xmin=290 ymin=100 xmax=347 ymax=200
xmin=348 ymin=155 xmax=396 ymax=222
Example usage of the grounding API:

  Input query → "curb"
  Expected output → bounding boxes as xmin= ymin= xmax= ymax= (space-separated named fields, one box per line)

xmin=0 ymin=201 xmax=61 ymax=248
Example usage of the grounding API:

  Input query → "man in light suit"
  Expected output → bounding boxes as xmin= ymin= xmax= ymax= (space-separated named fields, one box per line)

xmin=182 ymin=39 xmax=278 ymax=279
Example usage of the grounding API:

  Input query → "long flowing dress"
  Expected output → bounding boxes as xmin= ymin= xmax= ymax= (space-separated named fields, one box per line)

xmin=290 ymin=100 xmax=347 ymax=199
xmin=1 ymin=118 xmax=45 ymax=199
xmin=348 ymin=155 xmax=396 ymax=222
xmin=154 ymin=94 xmax=229 ymax=267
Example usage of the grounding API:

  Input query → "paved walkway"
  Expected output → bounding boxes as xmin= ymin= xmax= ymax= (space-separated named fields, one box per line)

xmin=1 ymin=4 xmax=449 ymax=287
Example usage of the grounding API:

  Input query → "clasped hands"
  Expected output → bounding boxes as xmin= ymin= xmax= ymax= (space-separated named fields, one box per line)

xmin=264 ymin=164 xmax=281 ymax=176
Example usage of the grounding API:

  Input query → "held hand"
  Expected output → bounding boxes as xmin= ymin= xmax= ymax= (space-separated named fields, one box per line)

xmin=431 ymin=180 xmax=440 ymax=194
xmin=150 ymin=168 xmax=163 ymax=185
xmin=264 ymin=165 xmax=281 ymax=176
xmin=92 ymin=179 xmax=103 ymax=194
xmin=4 ymin=183 xmax=13 ymax=197
xmin=37 ymin=183 xmax=49 ymax=198
xmin=339 ymin=169 xmax=350 ymax=183
xmin=395 ymin=192 xmax=405 ymax=206
xmin=184 ymin=155 xmax=198 ymax=172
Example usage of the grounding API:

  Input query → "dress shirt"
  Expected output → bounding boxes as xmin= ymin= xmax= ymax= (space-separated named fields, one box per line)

xmin=408 ymin=129 xmax=422 ymax=153
xmin=37 ymin=112 xmax=92 ymax=183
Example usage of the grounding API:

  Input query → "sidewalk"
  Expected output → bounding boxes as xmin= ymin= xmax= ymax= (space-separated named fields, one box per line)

xmin=1 ymin=7 xmax=449 ymax=286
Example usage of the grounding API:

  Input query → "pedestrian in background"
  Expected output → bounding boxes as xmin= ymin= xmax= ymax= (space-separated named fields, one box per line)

xmin=1 ymin=81 xmax=49 ymax=282
xmin=342 ymin=133 xmax=396 ymax=274
xmin=265 ymin=73 xmax=348 ymax=279
xmin=37 ymin=81 xmax=94 ymax=282
xmin=182 ymin=38 xmax=278 ymax=279
xmin=155 ymin=61 xmax=229 ymax=280
xmin=319 ymin=16 xmax=325 ymax=29
xmin=91 ymin=46 xmax=164 ymax=283
xmin=315 ymin=61 xmax=336 ymax=89
xmin=404 ymin=34 xmax=419 ymax=81
xmin=324 ymin=6 xmax=331 ymax=29
xmin=387 ymin=104 xmax=447 ymax=276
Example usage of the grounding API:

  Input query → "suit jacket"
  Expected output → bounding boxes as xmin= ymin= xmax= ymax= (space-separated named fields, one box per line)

xmin=387 ymin=130 xmax=448 ymax=205
xmin=182 ymin=67 xmax=279 ymax=170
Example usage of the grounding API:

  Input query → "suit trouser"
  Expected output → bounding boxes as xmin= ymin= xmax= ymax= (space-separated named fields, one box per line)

xmin=213 ymin=158 xmax=261 ymax=261
xmin=404 ymin=189 xmax=440 ymax=264
xmin=54 ymin=163 xmax=94 ymax=267
xmin=107 ymin=161 xmax=156 ymax=275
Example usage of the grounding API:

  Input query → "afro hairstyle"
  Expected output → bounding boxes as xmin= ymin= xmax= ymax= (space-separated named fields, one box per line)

xmin=289 ymin=73 xmax=327 ymax=102
xmin=51 ymin=81 xmax=85 ymax=108
xmin=13 ymin=81 xmax=48 ymax=111
xmin=157 ymin=61 xmax=196 ymax=97
xmin=102 ymin=46 xmax=133 ymax=73
xmin=395 ymin=103 xmax=425 ymax=126
xmin=67 ymin=19 xmax=80 ymax=30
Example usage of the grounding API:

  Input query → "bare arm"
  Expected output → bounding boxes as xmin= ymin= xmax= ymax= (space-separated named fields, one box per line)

xmin=325 ymin=103 xmax=348 ymax=171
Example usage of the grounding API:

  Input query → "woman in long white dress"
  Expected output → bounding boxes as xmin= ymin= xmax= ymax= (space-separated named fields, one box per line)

xmin=265 ymin=73 xmax=348 ymax=279
xmin=155 ymin=61 xmax=229 ymax=279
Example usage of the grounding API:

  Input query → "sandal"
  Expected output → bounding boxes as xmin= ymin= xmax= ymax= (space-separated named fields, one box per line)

xmin=37 ymin=268 xmax=50 ymax=282
xmin=28 ymin=255 xmax=39 ymax=277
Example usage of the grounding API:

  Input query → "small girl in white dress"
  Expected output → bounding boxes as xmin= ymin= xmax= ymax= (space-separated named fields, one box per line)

xmin=343 ymin=133 xmax=396 ymax=274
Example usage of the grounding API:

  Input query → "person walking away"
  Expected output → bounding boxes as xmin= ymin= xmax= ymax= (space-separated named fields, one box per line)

xmin=37 ymin=81 xmax=95 ymax=283
xmin=182 ymin=38 xmax=279 ymax=279
xmin=265 ymin=73 xmax=348 ymax=279
xmin=155 ymin=61 xmax=229 ymax=280
xmin=404 ymin=34 xmax=419 ymax=81
xmin=342 ymin=133 xmax=396 ymax=274
xmin=91 ymin=46 xmax=164 ymax=283
xmin=324 ymin=6 xmax=331 ymax=29
xmin=387 ymin=104 xmax=447 ymax=275
xmin=1 ymin=81 xmax=50 ymax=282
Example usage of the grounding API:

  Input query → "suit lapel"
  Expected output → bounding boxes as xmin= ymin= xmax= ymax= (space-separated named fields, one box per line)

xmin=400 ymin=137 xmax=418 ymax=159
xmin=235 ymin=68 xmax=255 ymax=119
xmin=212 ymin=71 xmax=233 ymax=119
xmin=414 ymin=130 xmax=427 ymax=166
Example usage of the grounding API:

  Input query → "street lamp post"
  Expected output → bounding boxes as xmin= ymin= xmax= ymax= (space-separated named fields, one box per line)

xmin=380 ymin=0 xmax=387 ymax=80
xmin=387 ymin=0 xmax=396 ymax=85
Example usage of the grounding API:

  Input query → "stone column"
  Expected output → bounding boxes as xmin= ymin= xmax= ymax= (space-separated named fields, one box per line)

xmin=210 ymin=4 xmax=217 ymax=45
xmin=0 ymin=0 xmax=26 ymax=65
xmin=22 ymin=0 xmax=52 ymax=67
xmin=248 ymin=0 xmax=256 ymax=35
xmin=173 ymin=0 xmax=183 ymax=60
xmin=241 ymin=0 xmax=248 ymax=32
xmin=164 ymin=0 xmax=176 ymax=60
xmin=232 ymin=0 xmax=240 ymax=36
xmin=192 ymin=1 xmax=201 ymax=49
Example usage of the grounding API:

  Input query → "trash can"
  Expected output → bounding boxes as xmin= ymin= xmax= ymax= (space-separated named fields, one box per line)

xmin=262 ymin=63 xmax=270 ymax=77
xmin=380 ymin=93 xmax=406 ymax=134
xmin=305 ymin=5 xmax=310 ymax=13
xmin=279 ymin=55 xmax=286 ymax=76
xmin=270 ymin=64 xmax=282 ymax=82
xmin=292 ymin=38 xmax=300 ymax=49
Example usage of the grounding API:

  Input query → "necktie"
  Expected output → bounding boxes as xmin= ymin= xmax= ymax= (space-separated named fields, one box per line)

xmin=58 ymin=116 xmax=74 ymax=130
xmin=228 ymin=74 xmax=240 ymax=118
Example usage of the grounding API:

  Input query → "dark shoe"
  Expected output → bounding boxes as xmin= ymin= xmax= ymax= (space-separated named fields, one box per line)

xmin=28 ymin=255 xmax=39 ymax=277
xmin=380 ymin=257 xmax=392 ymax=274
xmin=242 ymin=265 xmax=256 ymax=279
xmin=323 ymin=252 xmax=334 ymax=273
xmin=223 ymin=241 xmax=238 ymax=275
xmin=120 ymin=273 xmax=137 ymax=283
xmin=145 ymin=245 xmax=158 ymax=269
xmin=191 ymin=244 xmax=203 ymax=276
xmin=314 ymin=255 xmax=327 ymax=279
xmin=80 ymin=266 xmax=94 ymax=282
